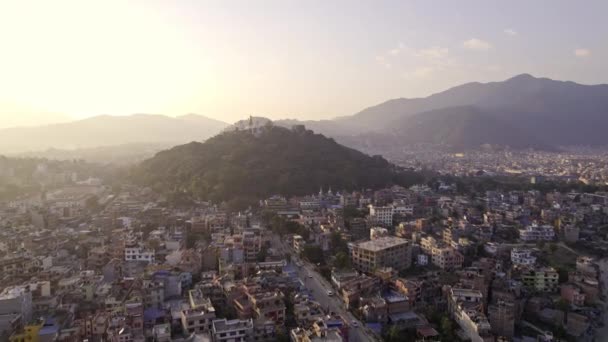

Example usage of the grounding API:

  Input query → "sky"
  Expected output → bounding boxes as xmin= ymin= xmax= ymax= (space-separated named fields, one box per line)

xmin=0 ymin=0 xmax=606 ymax=127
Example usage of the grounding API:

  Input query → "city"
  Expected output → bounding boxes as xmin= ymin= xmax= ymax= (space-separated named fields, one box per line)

xmin=2 ymin=149 xmax=608 ymax=341
xmin=1 ymin=1 xmax=608 ymax=342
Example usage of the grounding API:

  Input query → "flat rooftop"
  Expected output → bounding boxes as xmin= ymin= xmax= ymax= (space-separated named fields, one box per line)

xmin=354 ymin=236 xmax=409 ymax=251
xmin=212 ymin=318 xmax=253 ymax=332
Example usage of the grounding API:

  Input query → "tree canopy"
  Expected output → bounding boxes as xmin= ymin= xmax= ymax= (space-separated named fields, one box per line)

xmin=134 ymin=125 xmax=420 ymax=202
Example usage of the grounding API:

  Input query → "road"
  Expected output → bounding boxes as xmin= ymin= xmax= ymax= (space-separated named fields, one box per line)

xmin=273 ymin=236 xmax=376 ymax=342
xmin=595 ymin=258 xmax=608 ymax=341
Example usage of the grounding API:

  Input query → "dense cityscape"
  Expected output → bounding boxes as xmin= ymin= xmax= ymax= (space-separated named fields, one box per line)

xmin=1 ymin=2 xmax=607 ymax=342
xmin=2 ymin=134 xmax=608 ymax=342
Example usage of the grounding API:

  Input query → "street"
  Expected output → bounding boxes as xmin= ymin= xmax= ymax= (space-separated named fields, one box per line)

xmin=273 ymin=236 xmax=376 ymax=342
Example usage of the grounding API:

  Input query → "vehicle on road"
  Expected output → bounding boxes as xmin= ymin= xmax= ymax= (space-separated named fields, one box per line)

xmin=327 ymin=290 xmax=334 ymax=296
xmin=307 ymin=274 xmax=313 ymax=278
xmin=351 ymin=320 xmax=359 ymax=328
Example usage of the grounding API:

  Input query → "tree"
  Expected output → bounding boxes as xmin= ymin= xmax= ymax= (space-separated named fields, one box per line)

xmin=257 ymin=246 xmax=268 ymax=262
xmin=330 ymin=231 xmax=348 ymax=255
xmin=556 ymin=298 xmax=570 ymax=324
xmin=549 ymin=243 xmax=558 ymax=253
xmin=383 ymin=326 xmax=417 ymax=342
xmin=439 ymin=316 xmax=455 ymax=341
xmin=275 ymin=330 xmax=290 ymax=342
xmin=334 ymin=251 xmax=351 ymax=270
xmin=301 ymin=245 xmax=324 ymax=264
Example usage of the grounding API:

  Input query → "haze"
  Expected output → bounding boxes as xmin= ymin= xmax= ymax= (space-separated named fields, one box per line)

xmin=0 ymin=0 xmax=606 ymax=128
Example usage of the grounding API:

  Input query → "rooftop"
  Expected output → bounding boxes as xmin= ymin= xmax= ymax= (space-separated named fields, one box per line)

xmin=212 ymin=318 xmax=253 ymax=332
xmin=353 ymin=236 xmax=409 ymax=251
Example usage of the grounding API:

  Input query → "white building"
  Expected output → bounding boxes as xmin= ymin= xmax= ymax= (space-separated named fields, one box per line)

xmin=211 ymin=318 xmax=254 ymax=342
xmin=448 ymin=288 xmax=492 ymax=342
xmin=510 ymin=248 xmax=536 ymax=266
xmin=124 ymin=246 xmax=155 ymax=263
xmin=417 ymin=254 xmax=429 ymax=266
xmin=518 ymin=224 xmax=555 ymax=241
xmin=484 ymin=242 xmax=499 ymax=255
xmin=181 ymin=297 xmax=216 ymax=334
xmin=369 ymin=227 xmax=389 ymax=240
xmin=0 ymin=286 xmax=33 ymax=336
xmin=392 ymin=204 xmax=414 ymax=216
xmin=369 ymin=205 xmax=394 ymax=227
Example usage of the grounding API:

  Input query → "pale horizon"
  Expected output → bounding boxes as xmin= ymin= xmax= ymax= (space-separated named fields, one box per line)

xmin=1 ymin=0 xmax=606 ymax=128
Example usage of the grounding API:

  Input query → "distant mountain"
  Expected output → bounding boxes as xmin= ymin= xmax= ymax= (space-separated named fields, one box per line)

xmin=14 ymin=142 xmax=172 ymax=165
xmin=385 ymin=106 xmax=551 ymax=150
xmin=134 ymin=122 xmax=420 ymax=202
xmin=0 ymin=114 xmax=229 ymax=153
xmin=296 ymin=74 xmax=608 ymax=150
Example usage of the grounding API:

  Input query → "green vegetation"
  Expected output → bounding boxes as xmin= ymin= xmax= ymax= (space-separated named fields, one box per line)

xmin=267 ymin=216 xmax=309 ymax=239
xmin=301 ymin=245 xmax=324 ymax=264
xmin=537 ymin=243 xmax=577 ymax=272
xmin=381 ymin=326 xmax=418 ymax=342
xmin=134 ymin=125 xmax=422 ymax=202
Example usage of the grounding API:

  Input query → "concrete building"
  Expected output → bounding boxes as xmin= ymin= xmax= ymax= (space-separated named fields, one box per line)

xmin=0 ymin=287 xmax=33 ymax=336
xmin=560 ymin=284 xmax=586 ymax=306
xmin=350 ymin=236 xmax=411 ymax=273
xmin=369 ymin=227 xmax=388 ymax=240
xmin=430 ymin=246 xmax=463 ymax=270
xmin=487 ymin=301 xmax=515 ymax=339
xmin=518 ymin=224 xmax=555 ymax=241
xmin=368 ymin=205 xmax=394 ymax=227
xmin=522 ymin=267 xmax=559 ymax=292
xmin=510 ymin=248 xmax=536 ymax=266
xmin=181 ymin=297 xmax=216 ymax=334
xmin=124 ymin=246 xmax=155 ymax=263
xmin=211 ymin=318 xmax=253 ymax=342
xmin=447 ymin=288 xmax=493 ymax=342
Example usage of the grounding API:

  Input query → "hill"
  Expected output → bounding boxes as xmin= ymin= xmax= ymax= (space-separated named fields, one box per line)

xmin=134 ymin=123 xmax=419 ymax=202
xmin=0 ymin=114 xmax=229 ymax=153
xmin=295 ymin=74 xmax=608 ymax=150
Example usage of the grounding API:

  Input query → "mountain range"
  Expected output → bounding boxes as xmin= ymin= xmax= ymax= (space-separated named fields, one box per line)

xmin=3 ymin=74 xmax=608 ymax=159
xmin=277 ymin=74 xmax=608 ymax=150
xmin=0 ymin=114 xmax=228 ymax=154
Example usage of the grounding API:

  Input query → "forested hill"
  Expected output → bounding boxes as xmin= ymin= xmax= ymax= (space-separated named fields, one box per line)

xmin=133 ymin=124 xmax=421 ymax=202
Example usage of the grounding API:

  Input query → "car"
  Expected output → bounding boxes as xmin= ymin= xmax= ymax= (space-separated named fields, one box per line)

xmin=307 ymin=274 xmax=313 ymax=278
xmin=351 ymin=320 xmax=359 ymax=328
xmin=327 ymin=290 xmax=334 ymax=296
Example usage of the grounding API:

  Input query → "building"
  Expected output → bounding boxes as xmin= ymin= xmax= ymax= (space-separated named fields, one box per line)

xmin=124 ymin=246 xmax=155 ymax=263
xmin=181 ymin=297 xmax=216 ymax=334
xmin=510 ymin=248 xmax=536 ymax=266
xmin=8 ymin=319 xmax=49 ymax=342
xmin=368 ymin=205 xmax=394 ymax=227
xmin=350 ymin=236 xmax=411 ymax=273
xmin=0 ymin=287 xmax=33 ymax=336
xmin=293 ymin=235 xmax=306 ymax=253
xmin=560 ymin=284 xmax=586 ymax=306
xmin=430 ymin=246 xmax=463 ymax=270
xmin=369 ymin=227 xmax=388 ymax=240
xmin=522 ymin=267 xmax=559 ymax=292
xmin=211 ymin=318 xmax=253 ymax=342
xmin=487 ymin=301 xmax=515 ymax=339
xmin=563 ymin=224 xmax=580 ymax=243
xmin=416 ymin=254 xmax=429 ymax=266
xmin=152 ymin=323 xmax=171 ymax=342
xmin=249 ymin=291 xmax=286 ymax=324
xmin=518 ymin=224 xmax=555 ymax=241
xmin=447 ymin=288 xmax=493 ymax=342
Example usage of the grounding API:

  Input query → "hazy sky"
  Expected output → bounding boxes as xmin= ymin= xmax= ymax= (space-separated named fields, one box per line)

xmin=0 ymin=0 xmax=606 ymax=127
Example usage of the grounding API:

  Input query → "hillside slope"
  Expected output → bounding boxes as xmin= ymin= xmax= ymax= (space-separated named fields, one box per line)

xmin=134 ymin=123 xmax=417 ymax=202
